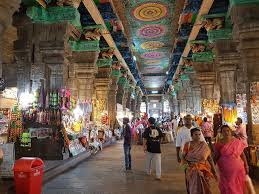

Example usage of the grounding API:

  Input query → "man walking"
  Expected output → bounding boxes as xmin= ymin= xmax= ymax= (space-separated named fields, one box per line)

xmin=143 ymin=117 xmax=163 ymax=180
xmin=122 ymin=117 xmax=132 ymax=171
xmin=201 ymin=117 xmax=214 ymax=151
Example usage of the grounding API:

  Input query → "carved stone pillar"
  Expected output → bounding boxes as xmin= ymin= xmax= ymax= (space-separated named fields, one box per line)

xmin=35 ymin=23 xmax=79 ymax=91
xmin=116 ymin=82 xmax=124 ymax=105
xmin=123 ymin=87 xmax=129 ymax=111
xmin=177 ymin=90 xmax=186 ymax=114
xmin=186 ymin=92 xmax=194 ymax=114
xmin=108 ymin=75 xmax=119 ymax=129
xmin=135 ymin=87 xmax=142 ymax=117
xmin=126 ymin=82 xmax=135 ymax=110
xmin=192 ymin=86 xmax=202 ymax=114
xmin=94 ymin=67 xmax=111 ymax=124
xmin=0 ymin=0 xmax=20 ymax=77
xmin=171 ymin=95 xmax=179 ymax=116
xmin=13 ymin=15 xmax=33 ymax=97
xmin=231 ymin=2 xmax=259 ymax=144
xmin=126 ymin=91 xmax=132 ymax=110
xmin=214 ymin=40 xmax=239 ymax=104
xmin=231 ymin=3 xmax=259 ymax=82
xmin=70 ymin=51 xmax=98 ymax=100
xmin=197 ymin=72 xmax=216 ymax=100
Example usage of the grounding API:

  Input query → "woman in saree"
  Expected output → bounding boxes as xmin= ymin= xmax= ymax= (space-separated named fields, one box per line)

xmin=182 ymin=128 xmax=217 ymax=194
xmin=214 ymin=125 xmax=249 ymax=194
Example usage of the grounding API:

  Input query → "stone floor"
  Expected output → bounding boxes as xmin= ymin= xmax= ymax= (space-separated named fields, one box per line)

xmin=43 ymin=141 xmax=259 ymax=194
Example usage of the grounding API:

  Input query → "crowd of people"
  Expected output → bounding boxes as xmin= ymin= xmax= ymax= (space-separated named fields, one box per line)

xmin=121 ymin=114 xmax=254 ymax=194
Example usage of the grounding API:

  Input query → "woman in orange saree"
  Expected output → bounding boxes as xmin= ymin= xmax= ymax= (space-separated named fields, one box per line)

xmin=182 ymin=128 xmax=217 ymax=194
xmin=214 ymin=125 xmax=248 ymax=194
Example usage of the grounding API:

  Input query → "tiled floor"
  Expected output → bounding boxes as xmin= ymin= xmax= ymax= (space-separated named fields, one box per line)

xmin=43 ymin=141 xmax=259 ymax=194
xmin=43 ymin=141 xmax=187 ymax=194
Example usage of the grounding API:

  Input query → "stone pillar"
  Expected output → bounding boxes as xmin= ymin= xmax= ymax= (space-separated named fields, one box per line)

xmin=14 ymin=16 xmax=80 ymax=96
xmin=108 ymin=75 xmax=119 ymax=129
xmin=13 ymin=15 xmax=33 ymax=96
xmin=126 ymin=82 xmax=135 ymax=110
xmin=230 ymin=2 xmax=259 ymax=144
xmin=192 ymin=86 xmax=202 ymax=115
xmin=0 ymin=0 xmax=20 ymax=78
xmin=123 ymin=87 xmax=129 ymax=111
xmin=116 ymin=82 xmax=124 ymax=105
xmin=186 ymin=91 xmax=194 ymax=114
xmin=35 ymin=23 xmax=79 ymax=91
xmin=197 ymin=72 xmax=216 ymax=100
xmin=94 ymin=67 xmax=111 ymax=124
xmin=171 ymin=95 xmax=179 ymax=116
xmin=177 ymin=90 xmax=186 ymax=115
xmin=135 ymin=87 xmax=142 ymax=117
xmin=70 ymin=51 xmax=98 ymax=100
xmin=214 ymin=40 xmax=239 ymax=104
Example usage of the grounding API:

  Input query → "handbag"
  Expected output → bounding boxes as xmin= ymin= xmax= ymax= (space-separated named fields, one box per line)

xmin=245 ymin=175 xmax=256 ymax=194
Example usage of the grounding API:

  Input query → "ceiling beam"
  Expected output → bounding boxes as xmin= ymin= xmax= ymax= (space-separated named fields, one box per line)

xmin=172 ymin=0 xmax=214 ymax=80
xmin=82 ymin=0 xmax=136 ymax=84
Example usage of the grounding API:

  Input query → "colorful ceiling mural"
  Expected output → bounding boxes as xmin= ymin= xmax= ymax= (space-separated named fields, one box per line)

xmin=123 ymin=0 xmax=176 ymax=91
xmin=79 ymin=1 xmax=146 ymax=92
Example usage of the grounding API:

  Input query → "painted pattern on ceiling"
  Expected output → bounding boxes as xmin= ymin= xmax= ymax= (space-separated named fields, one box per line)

xmin=124 ymin=0 xmax=175 ymax=90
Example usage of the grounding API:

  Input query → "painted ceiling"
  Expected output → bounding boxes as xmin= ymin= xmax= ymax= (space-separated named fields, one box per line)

xmin=122 ymin=0 xmax=176 ymax=92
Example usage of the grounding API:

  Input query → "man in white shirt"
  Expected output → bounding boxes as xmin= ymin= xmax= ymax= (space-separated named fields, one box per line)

xmin=176 ymin=114 xmax=205 ymax=163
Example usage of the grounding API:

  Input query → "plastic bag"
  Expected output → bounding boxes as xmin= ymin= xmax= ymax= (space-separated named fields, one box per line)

xmin=245 ymin=175 xmax=256 ymax=194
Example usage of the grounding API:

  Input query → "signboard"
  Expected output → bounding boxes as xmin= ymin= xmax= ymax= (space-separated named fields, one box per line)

xmin=0 ymin=143 xmax=15 ymax=178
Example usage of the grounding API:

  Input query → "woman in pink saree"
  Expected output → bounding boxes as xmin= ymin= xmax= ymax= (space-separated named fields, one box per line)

xmin=182 ymin=128 xmax=217 ymax=194
xmin=214 ymin=125 xmax=249 ymax=194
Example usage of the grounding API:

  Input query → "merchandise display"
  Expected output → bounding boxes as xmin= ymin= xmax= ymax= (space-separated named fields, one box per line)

xmin=250 ymin=82 xmax=259 ymax=124
xmin=9 ymin=104 xmax=23 ymax=142
xmin=202 ymin=99 xmax=220 ymax=115
xmin=0 ymin=108 xmax=10 ymax=144
xmin=236 ymin=94 xmax=247 ymax=124
xmin=222 ymin=104 xmax=237 ymax=125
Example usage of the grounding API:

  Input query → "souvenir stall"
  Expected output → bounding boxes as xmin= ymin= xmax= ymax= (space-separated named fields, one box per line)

xmin=202 ymin=99 xmax=220 ymax=122
xmin=61 ymin=96 xmax=92 ymax=157
xmin=0 ymin=87 xmax=18 ymax=144
xmin=0 ymin=87 xmax=18 ymax=177
xmin=248 ymin=82 xmax=259 ymax=174
xmin=13 ymin=88 xmax=91 ymax=160
xmin=236 ymin=94 xmax=247 ymax=124
xmin=93 ymin=99 xmax=113 ymax=146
